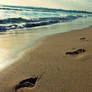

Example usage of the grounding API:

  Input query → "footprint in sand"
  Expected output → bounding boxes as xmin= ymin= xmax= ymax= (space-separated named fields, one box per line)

xmin=80 ymin=37 xmax=88 ymax=41
xmin=15 ymin=76 xmax=38 ymax=91
xmin=80 ymin=37 xmax=86 ymax=40
xmin=65 ymin=48 xmax=86 ymax=55
xmin=14 ymin=72 xmax=45 ymax=91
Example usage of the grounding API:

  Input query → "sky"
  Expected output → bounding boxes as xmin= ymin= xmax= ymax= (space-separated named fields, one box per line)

xmin=0 ymin=0 xmax=92 ymax=11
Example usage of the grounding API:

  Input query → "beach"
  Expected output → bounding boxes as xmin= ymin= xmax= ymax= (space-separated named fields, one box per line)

xmin=0 ymin=26 xmax=92 ymax=92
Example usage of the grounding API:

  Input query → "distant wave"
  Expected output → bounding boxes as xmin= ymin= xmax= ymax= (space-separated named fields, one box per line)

xmin=0 ymin=5 xmax=92 ymax=14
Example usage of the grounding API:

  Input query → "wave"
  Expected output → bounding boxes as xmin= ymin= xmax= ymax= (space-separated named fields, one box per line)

xmin=0 ymin=5 xmax=92 ymax=32
xmin=0 ymin=15 xmax=84 ymax=32
xmin=0 ymin=15 xmax=83 ymax=24
xmin=0 ymin=5 xmax=92 ymax=14
xmin=0 ymin=18 xmax=30 ymax=24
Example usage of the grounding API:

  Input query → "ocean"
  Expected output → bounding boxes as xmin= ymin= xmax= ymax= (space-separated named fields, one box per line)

xmin=0 ymin=5 xmax=92 ymax=71
xmin=0 ymin=5 xmax=92 ymax=32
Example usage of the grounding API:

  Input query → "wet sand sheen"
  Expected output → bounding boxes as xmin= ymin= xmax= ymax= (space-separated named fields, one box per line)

xmin=0 ymin=26 xmax=92 ymax=92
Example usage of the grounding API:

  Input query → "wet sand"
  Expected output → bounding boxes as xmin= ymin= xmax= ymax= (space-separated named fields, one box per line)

xmin=0 ymin=26 xmax=92 ymax=92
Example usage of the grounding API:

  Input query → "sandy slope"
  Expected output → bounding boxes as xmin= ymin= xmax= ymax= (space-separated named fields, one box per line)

xmin=0 ymin=26 xmax=92 ymax=92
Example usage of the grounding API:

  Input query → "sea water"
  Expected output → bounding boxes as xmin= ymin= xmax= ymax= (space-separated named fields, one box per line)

xmin=0 ymin=5 xmax=92 ymax=71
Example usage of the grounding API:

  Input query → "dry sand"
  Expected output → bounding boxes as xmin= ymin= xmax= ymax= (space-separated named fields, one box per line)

xmin=0 ymin=26 xmax=92 ymax=92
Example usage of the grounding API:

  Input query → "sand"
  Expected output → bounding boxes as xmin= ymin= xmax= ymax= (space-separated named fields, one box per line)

xmin=0 ymin=26 xmax=92 ymax=92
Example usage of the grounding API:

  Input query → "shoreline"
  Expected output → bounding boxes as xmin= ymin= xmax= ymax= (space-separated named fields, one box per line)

xmin=0 ymin=19 xmax=90 ymax=71
xmin=0 ymin=16 xmax=92 ymax=72
xmin=2 ymin=25 xmax=91 ymax=71
xmin=0 ymin=26 xmax=92 ymax=92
